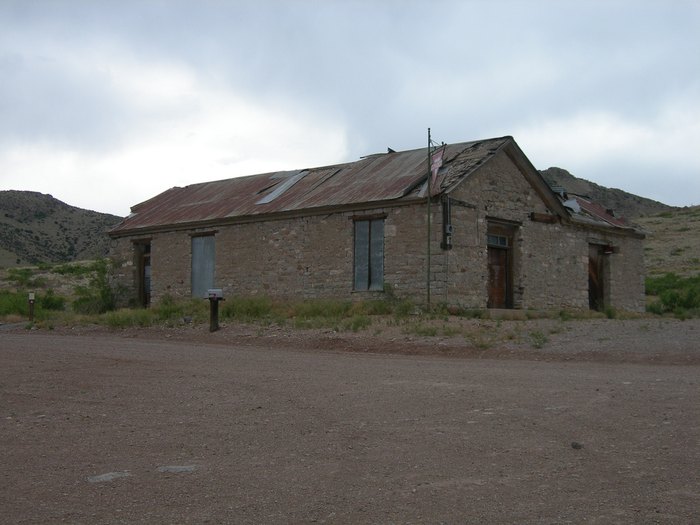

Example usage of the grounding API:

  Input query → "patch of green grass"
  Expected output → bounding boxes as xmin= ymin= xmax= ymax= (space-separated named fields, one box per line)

xmin=294 ymin=299 xmax=352 ymax=320
xmin=406 ymin=323 xmax=438 ymax=337
xmin=341 ymin=314 xmax=372 ymax=332
xmin=434 ymin=304 xmax=486 ymax=319
xmin=466 ymin=331 xmax=493 ymax=350
xmin=529 ymin=330 xmax=549 ymax=349
xmin=645 ymin=272 xmax=700 ymax=318
xmin=0 ymin=290 xmax=28 ymax=317
xmin=558 ymin=310 xmax=573 ymax=321
xmin=101 ymin=308 xmax=155 ymax=328
xmin=154 ymin=295 xmax=208 ymax=324
xmin=221 ymin=295 xmax=275 ymax=320
xmin=441 ymin=325 xmax=462 ymax=337
xmin=5 ymin=268 xmax=46 ymax=288
xmin=0 ymin=289 xmax=68 ymax=320
xmin=393 ymin=299 xmax=415 ymax=318
xmin=603 ymin=306 xmax=617 ymax=319
xmin=71 ymin=259 xmax=117 ymax=315
xmin=352 ymin=299 xmax=393 ymax=316
xmin=53 ymin=261 xmax=104 ymax=276
xmin=39 ymin=289 xmax=66 ymax=311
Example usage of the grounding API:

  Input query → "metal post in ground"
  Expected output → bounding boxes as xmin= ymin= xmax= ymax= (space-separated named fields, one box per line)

xmin=28 ymin=292 xmax=35 ymax=323
xmin=207 ymin=289 xmax=224 ymax=332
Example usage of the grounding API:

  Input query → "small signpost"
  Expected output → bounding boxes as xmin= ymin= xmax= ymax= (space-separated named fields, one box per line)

xmin=207 ymin=289 xmax=224 ymax=332
xmin=28 ymin=292 xmax=35 ymax=323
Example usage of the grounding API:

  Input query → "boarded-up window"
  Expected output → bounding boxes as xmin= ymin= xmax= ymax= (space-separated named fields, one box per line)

xmin=191 ymin=235 xmax=215 ymax=298
xmin=354 ymin=218 xmax=384 ymax=291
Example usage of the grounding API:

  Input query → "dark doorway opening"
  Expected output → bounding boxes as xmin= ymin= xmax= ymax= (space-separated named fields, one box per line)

xmin=588 ymin=244 xmax=605 ymax=311
xmin=135 ymin=242 xmax=151 ymax=308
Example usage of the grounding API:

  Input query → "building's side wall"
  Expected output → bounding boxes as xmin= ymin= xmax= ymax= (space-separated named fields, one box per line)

xmin=597 ymin=229 xmax=646 ymax=312
xmin=110 ymin=204 xmax=434 ymax=305
xmin=109 ymin=236 xmax=138 ymax=305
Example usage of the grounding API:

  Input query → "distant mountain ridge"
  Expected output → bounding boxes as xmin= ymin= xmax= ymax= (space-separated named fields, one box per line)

xmin=0 ymin=191 xmax=122 ymax=267
xmin=539 ymin=167 xmax=673 ymax=219
xmin=0 ymin=169 xmax=676 ymax=268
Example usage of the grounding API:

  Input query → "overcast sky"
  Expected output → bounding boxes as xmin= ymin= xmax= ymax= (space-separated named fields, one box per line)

xmin=1 ymin=0 xmax=698 ymax=216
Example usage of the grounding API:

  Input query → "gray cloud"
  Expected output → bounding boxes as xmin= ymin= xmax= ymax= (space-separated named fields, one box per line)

xmin=1 ymin=0 xmax=698 ymax=213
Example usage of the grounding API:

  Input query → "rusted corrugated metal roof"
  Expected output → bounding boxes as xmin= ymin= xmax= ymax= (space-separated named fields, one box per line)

xmin=571 ymin=196 xmax=631 ymax=228
xmin=110 ymin=137 xmax=511 ymax=235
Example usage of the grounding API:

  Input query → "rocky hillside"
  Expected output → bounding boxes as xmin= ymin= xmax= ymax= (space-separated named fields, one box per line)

xmin=636 ymin=206 xmax=700 ymax=277
xmin=0 ymin=191 xmax=122 ymax=267
xmin=540 ymin=167 xmax=673 ymax=219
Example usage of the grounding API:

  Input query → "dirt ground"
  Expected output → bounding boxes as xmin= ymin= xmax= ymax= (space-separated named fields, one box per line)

xmin=1 ymin=318 xmax=699 ymax=523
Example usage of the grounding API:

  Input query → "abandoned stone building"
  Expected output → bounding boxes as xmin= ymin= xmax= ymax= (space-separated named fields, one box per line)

xmin=108 ymin=136 xmax=646 ymax=312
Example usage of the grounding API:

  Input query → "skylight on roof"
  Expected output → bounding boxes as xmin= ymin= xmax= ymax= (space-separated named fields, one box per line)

xmin=255 ymin=171 xmax=307 ymax=204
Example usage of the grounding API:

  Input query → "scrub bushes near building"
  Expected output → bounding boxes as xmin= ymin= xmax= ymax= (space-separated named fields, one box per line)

xmin=221 ymin=296 xmax=275 ymax=321
xmin=0 ymin=289 xmax=66 ymax=320
xmin=71 ymin=260 xmax=116 ymax=314
xmin=0 ymin=290 xmax=28 ymax=317
xmin=646 ymin=273 xmax=700 ymax=318
xmin=102 ymin=308 xmax=155 ymax=328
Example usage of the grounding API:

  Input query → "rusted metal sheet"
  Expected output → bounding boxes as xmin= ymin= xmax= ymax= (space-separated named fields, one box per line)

xmin=109 ymin=137 xmax=512 ymax=235
xmin=572 ymin=196 xmax=630 ymax=228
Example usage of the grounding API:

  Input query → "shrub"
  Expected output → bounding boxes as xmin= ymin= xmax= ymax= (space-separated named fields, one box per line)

xmin=154 ymin=294 xmax=185 ymax=321
xmin=646 ymin=272 xmax=700 ymax=316
xmin=393 ymin=299 xmax=415 ymax=318
xmin=0 ymin=290 xmax=28 ymax=316
xmin=530 ymin=330 xmax=549 ymax=349
xmin=222 ymin=296 xmax=275 ymax=320
xmin=341 ymin=314 xmax=371 ymax=332
xmin=646 ymin=300 xmax=666 ymax=315
xmin=0 ymin=289 xmax=67 ymax=320
xmin=407 ymin=323 xmax=438 ymax=337
xmin=71 ymin=259 xmax=116 ymax=315
xmin=102 ymin=308 xmax=154 ymax=328
xmin=5 ymin=268 xmax=46 ymax=288
xmin=294 ymin=299 xmax=352 ymax=320
xmin=53 ymin=261 xmax=103 ymax=276
xmin=441 ymin=325 xmax=462 ymax=337
xmin=72 ymin=295 xmax=106 ymax=315
xmin=39 ymin=289 xmax=66 ymax=311
xmin=466 ymin=331 xmax=492 ymax=350
xmin=353 ymin=299 xmax=392 ymax=316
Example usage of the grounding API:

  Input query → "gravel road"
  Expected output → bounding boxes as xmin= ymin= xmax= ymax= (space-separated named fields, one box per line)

xmin=1 ymin=323 xmax=699 ymax=523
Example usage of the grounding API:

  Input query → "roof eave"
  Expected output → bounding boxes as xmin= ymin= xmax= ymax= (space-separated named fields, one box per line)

xmin=108 ymin=195 xmax=426 ymax=239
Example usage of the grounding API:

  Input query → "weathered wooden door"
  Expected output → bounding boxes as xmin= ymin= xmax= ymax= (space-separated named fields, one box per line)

xmin=488 ymin=247 xmax=509 ymax=309
xmin=135 ymin=242 xmax=151 ymax=308
xmin=588 ymin=244 xmax=605 ymax=311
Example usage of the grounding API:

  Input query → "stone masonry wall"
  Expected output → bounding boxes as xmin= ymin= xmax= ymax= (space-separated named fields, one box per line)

xmin=108 ymin=236 xmax=137 ymax=305
xmin=434 ymin=151 xmax=645 ymax=311
xmin=110 ymin=204 xmax=435 ymax=305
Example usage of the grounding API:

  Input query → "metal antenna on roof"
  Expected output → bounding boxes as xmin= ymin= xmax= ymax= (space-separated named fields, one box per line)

xmin=426 ymin=128 xmax=432 ymax=309
xmin=426 ymin=130 xmax=446 ymax=309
